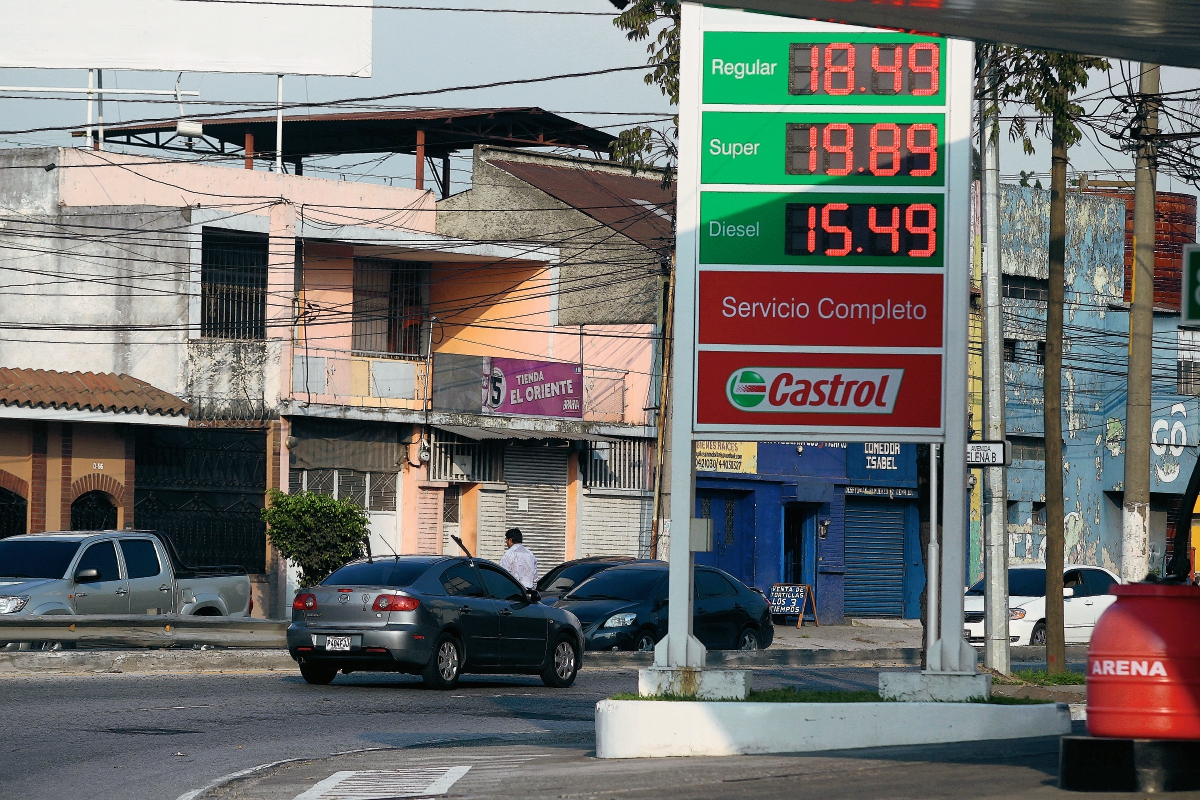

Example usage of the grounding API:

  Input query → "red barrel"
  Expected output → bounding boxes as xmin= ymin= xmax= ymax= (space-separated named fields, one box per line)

xmin=1087 ymin=583 xmax=1200 ymax=739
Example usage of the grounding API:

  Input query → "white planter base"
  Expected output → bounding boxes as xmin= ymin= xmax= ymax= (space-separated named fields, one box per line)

xmin=879 ymin=671 xmax=992 ymax=701
xmin=595 ymin=699 xmax=1072 ymax=759
xmin=638 ymin=667 xmax=752 ymax=700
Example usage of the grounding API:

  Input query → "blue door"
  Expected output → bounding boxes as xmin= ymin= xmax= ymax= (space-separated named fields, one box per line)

xmin=695 ymin=490 xmax=753 ymax=586
xmin=783 ymin=504 xmax=818 ymax=587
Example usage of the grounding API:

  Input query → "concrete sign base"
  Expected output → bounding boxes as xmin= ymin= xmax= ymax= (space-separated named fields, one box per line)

xmin=639 ymin=667 xmax=752 ymax=700
xmin=595 ymin=699 xmax=1070 ymax=758
xmin=878 ymin=671 xmax=992 ymax=702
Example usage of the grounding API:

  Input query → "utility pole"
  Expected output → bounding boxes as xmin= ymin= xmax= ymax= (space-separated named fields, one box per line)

xmin=981 ymin=58 xmax=1010 ymax=674
xmin=1121 ymin=63 xmax=1160 ymax=583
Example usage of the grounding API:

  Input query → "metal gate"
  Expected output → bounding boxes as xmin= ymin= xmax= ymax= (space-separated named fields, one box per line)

xmin=134 ymin=429 xmax=267 ymax=573
xmin=843 ymin=499 xmax=906 ymax=617
xmin=503 ymin=446 xmax=568 ymax=574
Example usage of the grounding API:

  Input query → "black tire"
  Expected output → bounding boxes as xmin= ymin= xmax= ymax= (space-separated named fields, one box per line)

xmin=541 ymin=636 xmax=580 ymax=688
xmin=299 ymin=663 xmax=337 ymax=685
xmin=737 ymin=627 xmax=760 ymax=652
xmin=634 ymin=629 xmax=657 ymax=652
xmin=1030 ymin=621 xmax=1048 ymax=646
xmin=422 ymin=633 xmax=463 ymax=689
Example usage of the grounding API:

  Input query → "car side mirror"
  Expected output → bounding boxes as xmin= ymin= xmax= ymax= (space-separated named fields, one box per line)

xmin=1063 ymin=587 xmax=1076 ymax=597
xmin=74 ymin=568 xmax=100 ymax=583
xmin=525 ymin=588 xmax=540 ymax=603
xmin=654 ymin=597 xmax=668 ymax=610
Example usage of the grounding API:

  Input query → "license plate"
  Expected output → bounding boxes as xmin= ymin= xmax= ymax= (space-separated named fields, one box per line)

xmin=326 ymin=636 xmax=352 ymax=651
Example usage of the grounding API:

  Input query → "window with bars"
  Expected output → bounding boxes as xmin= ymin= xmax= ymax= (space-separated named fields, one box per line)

xmin=1179 ymin=360 xmax=1200 ymax=396
xmin=352 ymin=258 xmax=430 ymax=356
xmin=288 ymin=469 xmax=397 ymax=512
xmin=1009 ymin=435 xmax=1046 ymax=462
xmin=1003 ymin=339 xmax=1016 ymax=363
xmin=1002 ymin=274 xmax=1050 ymax=303
xmin=583 ymin=440 xmax=654 ymax=491
xmin=443 ymin=486 xmax=460 ymax=524
xmin=201 ymin=228 xmax=268 ymax=339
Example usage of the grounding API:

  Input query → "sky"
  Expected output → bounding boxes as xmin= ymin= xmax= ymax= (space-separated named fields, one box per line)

xmin=0 ymin=2 xmax=1195 ymax=199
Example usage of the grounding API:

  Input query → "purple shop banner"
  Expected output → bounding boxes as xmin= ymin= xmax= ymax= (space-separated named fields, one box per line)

xmin=483 ymin=357 xmax=583 ymax=418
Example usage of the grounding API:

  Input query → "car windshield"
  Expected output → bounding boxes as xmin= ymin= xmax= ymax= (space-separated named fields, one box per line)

xmin=966 ymin=568 xmax=1047 ymax=597
xmin=324 ymin=561 xmax=431 ymax=587
xmin=0 ymin=540 xmax=81 ymax=579
xmin=538 ymin=563 xmax=609 ymax=593
xmin=565 ymin=568 xmax=661 ymax=602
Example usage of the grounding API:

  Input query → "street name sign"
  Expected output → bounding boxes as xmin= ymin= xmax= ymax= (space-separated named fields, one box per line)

xmin=677 ymin=6 xmax=972 ymax=442
xmin=966 ymin=441 xmax=1010 ymax=467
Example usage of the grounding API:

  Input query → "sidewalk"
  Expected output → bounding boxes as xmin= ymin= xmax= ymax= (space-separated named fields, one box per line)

xmin=771 ymin=619 xmax=923 ymax=651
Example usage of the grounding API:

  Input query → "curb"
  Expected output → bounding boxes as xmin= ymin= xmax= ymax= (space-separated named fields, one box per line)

xmin=584 ymin=647 xmax=921 ymax=668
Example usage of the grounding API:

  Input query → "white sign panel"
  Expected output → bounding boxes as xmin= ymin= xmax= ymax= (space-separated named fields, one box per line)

xmin=966 ymin=441 xmax=1009 ymax=467
xmin=0 ymin=0 xmax=372 ymax=76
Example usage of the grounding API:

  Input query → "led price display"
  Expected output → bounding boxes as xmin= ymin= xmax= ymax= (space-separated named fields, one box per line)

xmin=785 ymin=202 xmax=937 ymax=258
xmin=785 ymin=121 xmax=937 ymax=178
xmin=789 ymin=42 xmax=939 ymax=97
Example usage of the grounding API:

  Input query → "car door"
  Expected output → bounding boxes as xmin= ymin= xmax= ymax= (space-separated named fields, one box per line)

xmin=694 ymin=568 xmax=740 ymax=649
xmin=478 ymin=563 xmax=548 ymax=668
xmin=1080 ymin=568 xmax=1118 ymax=635
xmin=1062 ymin=569 xmax=1090 ymax=643
xmin=72 ymin=540 xmax=128 ymax=614
xmin=119 ymin=538 xmax=170 ymax=615
xmin=438 ymin=561 xmax=499 ymax=667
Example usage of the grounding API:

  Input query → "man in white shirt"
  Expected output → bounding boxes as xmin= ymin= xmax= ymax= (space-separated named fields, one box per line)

xmin=499 ymin=527 xmax=538 ymax=590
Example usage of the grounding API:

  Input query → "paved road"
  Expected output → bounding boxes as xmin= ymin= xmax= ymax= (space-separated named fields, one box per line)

xmin=0 ymin=665 xmax=882 ymax=800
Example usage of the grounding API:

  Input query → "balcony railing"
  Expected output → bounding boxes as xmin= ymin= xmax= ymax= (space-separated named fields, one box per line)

xmin=292 ymin=347 xmax=428 ymax=409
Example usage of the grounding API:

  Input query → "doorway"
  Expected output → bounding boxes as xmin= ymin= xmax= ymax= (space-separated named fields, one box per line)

xmin=71 ymin=491 xmax=117 ymax=530
xmin=783 ymin=504 xmax=818 ymax=587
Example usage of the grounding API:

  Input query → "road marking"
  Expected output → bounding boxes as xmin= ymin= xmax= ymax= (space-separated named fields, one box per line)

xmin=292 ymin=766 xmax=471 ymax=800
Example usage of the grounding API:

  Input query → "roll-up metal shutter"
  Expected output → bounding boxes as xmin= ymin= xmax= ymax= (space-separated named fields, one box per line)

xmin=844 ymin=499 xmax=906 ymax=617
xmin=503 ymin=446 xmax=568 ymax=575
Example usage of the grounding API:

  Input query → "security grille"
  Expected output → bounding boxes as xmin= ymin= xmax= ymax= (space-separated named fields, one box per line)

xmin=583 ymin=439 xmax=653 ymax=490
xmin=443 ymin=486 xmax=460 ymax=523
xmin=352 ymin=258 xmax=430 ymax=356
xmin=289 ymin=469 xmax=397 ymax=512
xmin=844 ymin=499 xmax=906 ymax=617
xmin=0 ymin=487 xmax=26 ymax=539
xmin=201 ymin=228 xmax=268 ymax=340
xmin=429 ymin=430 xmax=504 ymax=483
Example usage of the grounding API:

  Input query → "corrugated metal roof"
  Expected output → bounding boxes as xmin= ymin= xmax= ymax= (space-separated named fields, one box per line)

xmin=0 ymin=368 xmax=189 ymax=417
xmin=487 ymin=159 xmax=675 ymax=254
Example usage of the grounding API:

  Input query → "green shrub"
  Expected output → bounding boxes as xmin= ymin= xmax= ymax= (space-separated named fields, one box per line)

xmin=261 ymin=488 xmax=369 ymax=587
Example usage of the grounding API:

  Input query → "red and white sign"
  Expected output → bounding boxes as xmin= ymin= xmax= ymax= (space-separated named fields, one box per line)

xmin=698 ymin=270 xmax=943 ymax=348
xmin=696 ymin=351 xmax=942 ymax=429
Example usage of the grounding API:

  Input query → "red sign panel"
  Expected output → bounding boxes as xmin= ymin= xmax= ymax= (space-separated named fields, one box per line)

xmin=698 ymin=270 xmax=942 ymax=348
xmin=696 ymin=350 xmax=942 ymax=429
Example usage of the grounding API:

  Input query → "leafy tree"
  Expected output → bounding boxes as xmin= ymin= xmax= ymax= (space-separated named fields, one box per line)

xmin=261 ymin=488 xmax=369 ymax=588
xmin=991 ymin=46 xmax=1109 ymax=673
xmin=609 ymin=0 xmax=679 ymax=182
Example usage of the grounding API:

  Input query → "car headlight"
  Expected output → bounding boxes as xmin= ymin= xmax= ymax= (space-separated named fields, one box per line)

xmin=1009 ymin=608 xmax=1026 ymax=620
xmin=602 ymin=613 xmax=637 ymax=628
xmin=0 ymin=596 xmax=29 ymax=614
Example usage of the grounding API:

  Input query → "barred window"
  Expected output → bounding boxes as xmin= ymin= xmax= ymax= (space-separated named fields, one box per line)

xmin=352 ymin=258 xmax=430 ymax=356
xmin=1179 ymin=360 xmax=1200 ymax=396
xmin=443 ymin=486 xmax=460 ymax=524
xmin=1003 ymin=339 xmax=1016 ymax=363
xmin=1009 ymin=435 xmax=1046 ymax=462
xmin=583 ymin=440 xmax=654 ymax=491
xmin=1002 ymin=274 xmax=1049 ymax=302
xmin=201 ymin=228 xmax=268 ymax=340
xmin=290 ymin=469 xmax=397 ymax=512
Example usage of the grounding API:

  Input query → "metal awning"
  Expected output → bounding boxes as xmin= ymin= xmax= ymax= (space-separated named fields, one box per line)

xmin=708 ymin=0 xmax=1200 ymax=68
xmin=435 ymin=425 xmax=615 ymax=442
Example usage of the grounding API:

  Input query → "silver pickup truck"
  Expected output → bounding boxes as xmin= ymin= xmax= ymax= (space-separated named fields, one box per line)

xmin=0 ymin=530 xmax=252 ymax=617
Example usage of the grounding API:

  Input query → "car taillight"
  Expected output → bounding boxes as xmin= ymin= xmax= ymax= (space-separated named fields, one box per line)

xmin=373 ymin=594 xmax=419 ymax=612
xmin=249 ymin=595 xmax=254 ymax=615
xmin=293 ymin=593 xmax=317 ymax=610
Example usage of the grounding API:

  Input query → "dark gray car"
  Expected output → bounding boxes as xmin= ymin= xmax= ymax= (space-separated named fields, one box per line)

xmin=286 ymin=555 xmax=584 ymax=689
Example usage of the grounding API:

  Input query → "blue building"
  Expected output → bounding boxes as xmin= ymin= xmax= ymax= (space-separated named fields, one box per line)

xmin=694 ymin=440 xmax=923 ymax=623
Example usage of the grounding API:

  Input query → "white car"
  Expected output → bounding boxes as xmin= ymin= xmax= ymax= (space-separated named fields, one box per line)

xmin=963 ymin=564 xmax=1120 ymax=646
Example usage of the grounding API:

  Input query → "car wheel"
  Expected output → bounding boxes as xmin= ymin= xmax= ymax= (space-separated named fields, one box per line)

xmin=422 ymin=633 xmax=462 ymax=689
xmin=634 ymin=630 xmax=657 ymax=652
xmin=541 ymin=636 xmax=580 ymax=688
xmin=737 ymin=627 xmax=760 ymax=652
xmin=299 ymin=663 xmax=337 ymax=685
xmin=1030 ymin=621 xmax=1047 ymax=646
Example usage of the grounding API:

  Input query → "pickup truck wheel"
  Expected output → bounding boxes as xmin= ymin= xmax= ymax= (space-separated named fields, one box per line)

xmin=299 ymin=663 xmax=338 ymax=685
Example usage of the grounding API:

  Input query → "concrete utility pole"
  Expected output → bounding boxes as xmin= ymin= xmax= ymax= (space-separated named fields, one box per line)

xmin=1121 ymin=63 xmax=1160 ymax=583
xmin=981 ymin=62 xmax=1011 ymax=674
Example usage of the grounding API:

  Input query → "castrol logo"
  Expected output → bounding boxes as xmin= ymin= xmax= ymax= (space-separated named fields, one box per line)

xmin=726 ymin=367 xmax=904 ymax=413
xmin=1090 ymin=659 xmax=1168 ymax=677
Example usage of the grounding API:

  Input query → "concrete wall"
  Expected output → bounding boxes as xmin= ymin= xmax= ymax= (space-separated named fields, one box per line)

xmin=436 ymin=146 xmax=662 ymax=326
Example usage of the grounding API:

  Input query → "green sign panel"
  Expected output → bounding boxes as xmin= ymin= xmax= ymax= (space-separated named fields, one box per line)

xmin=1183 ymin=245 xmax=1200 ymax=324
xmin=701 ymin=111 xmax=946 ymax=187
xmin=703 ymin=31 xmax=946 ymax=106
xmin=700 ymin=191 xmax=944 ymax=267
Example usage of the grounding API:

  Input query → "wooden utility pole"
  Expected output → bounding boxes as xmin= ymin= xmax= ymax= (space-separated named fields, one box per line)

xmin=1044 ymin=129 xmax=1068 ymax=673
xmin=1121 ymin=63 xmax=1160 ymax=583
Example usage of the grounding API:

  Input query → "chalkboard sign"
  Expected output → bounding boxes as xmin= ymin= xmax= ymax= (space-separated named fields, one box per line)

xmin=769 ymin=583 xmax=819 ymax=627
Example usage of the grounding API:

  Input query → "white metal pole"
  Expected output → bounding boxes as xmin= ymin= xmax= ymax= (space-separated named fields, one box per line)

xmin=926 ymin=443 xmax=940 ymax=654
xmin=276 ymin=75 xmax=284 ymax=174
xmin=85 ymin=69 xmax=94 ymax=148
xmin=981 ymin=59 xmax=1011 ymax=674
xmin=96 ymin=69 xmax=104 ymax=151
xmin=932 ymin=38 xmax=977 ymax=675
